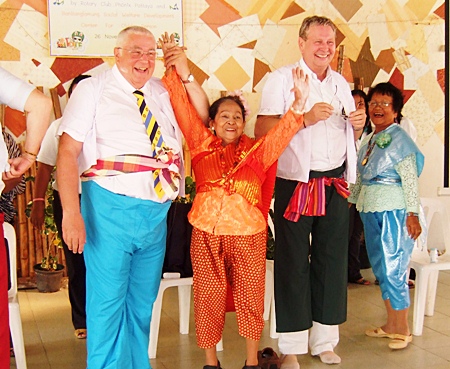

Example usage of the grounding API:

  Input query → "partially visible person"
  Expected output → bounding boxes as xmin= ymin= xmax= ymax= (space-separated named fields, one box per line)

xmin=0 ymin=66 xmax=52 ymax=369
xmin=0 ymin=129 xmax=26 ymax=358
xmin=255 ymin=16 xmax=366 ymax=368
xmin=348 ymin=89 xmax=371 ymax=285
xmin=56 ymin=26 xmax=208 ymax=369
xmin=30 ymin=75 xmax=91 ymax=340
xmin=348 ymin=82 xmax=424 ymax=350
xmin=0 ymin=130 xmax=26 ymax=225
xmin=398 ymin=116 xmax=417 ymax=143
xmin=160 ymin=32 xmax=311 ymax=369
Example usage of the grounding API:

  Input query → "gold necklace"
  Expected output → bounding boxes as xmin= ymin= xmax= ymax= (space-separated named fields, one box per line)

xmin=361 ymin=135 xmax=376 ymax=166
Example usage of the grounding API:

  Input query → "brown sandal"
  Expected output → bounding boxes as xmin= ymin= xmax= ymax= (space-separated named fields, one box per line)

xmin=74 ymin=329 xmax=87 ymax=339
xmin=258 ymin=347 xmax=281 ymax=369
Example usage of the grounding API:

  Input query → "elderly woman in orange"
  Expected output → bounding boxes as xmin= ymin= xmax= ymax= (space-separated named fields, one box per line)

xmin=160 ymin=34 xmax=314 ymax=369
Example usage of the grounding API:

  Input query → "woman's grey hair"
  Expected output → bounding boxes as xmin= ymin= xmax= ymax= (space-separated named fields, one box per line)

xmin=116 ymin=26 xmax=154 ymax=47
xmin=298 ymin=16 xmax=337 ymax=39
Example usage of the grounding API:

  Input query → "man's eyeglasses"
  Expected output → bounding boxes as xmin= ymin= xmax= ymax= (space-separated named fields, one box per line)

xmin=330 ymin=85 xmax=349 ymax=120
xmin=368 ymin=101 xmax=392 ymax=108
xmin=117 ymin=48 xmax=157 ymax=60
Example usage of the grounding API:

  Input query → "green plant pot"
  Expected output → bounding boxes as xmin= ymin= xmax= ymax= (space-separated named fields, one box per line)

xmin=33 ymin=264 xmax=65 ymax=293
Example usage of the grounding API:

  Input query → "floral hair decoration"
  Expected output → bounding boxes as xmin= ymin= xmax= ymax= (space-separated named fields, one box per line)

xmin=227 ymin=90 xmax=251 ymax=119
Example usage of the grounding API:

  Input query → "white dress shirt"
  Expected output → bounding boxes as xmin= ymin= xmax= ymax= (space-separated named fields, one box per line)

xmin=58 ymin=65 xmax=184 ymax=201
xmin=38 ymin=118 xmax=83 ymax=193
xmin=258 ymin=59 xmax=357 ymax=183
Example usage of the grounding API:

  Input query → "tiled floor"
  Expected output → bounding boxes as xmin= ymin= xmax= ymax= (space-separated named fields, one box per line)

xmin=10 ymin=269 xmax=450 ymax=369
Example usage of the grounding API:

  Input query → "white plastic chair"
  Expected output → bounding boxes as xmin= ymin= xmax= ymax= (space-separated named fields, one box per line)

xmin=409 ymin=197 xmax=450 ymax=336
xmin=264 ymin=199 xmax=278 ymax=339
xmin=148 ymin=272 xmax=193 ymax=359
xmin=5 ymin=222 xmax=27 ymax=369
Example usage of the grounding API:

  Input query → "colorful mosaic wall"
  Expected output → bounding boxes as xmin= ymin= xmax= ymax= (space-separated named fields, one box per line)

xmin=0 ymin=0 xmax=445 ymax=148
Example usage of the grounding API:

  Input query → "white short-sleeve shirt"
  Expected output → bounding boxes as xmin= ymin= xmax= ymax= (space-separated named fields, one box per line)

xmin=38 ymin=118 xmax=83 ymax=193
xmin=258 ymin=59 xmax=357 ymax=183
xmin=58 ymin=65 xmax=184 ymax=201
xmin=0 ymin=67 xmax=35 ymax=194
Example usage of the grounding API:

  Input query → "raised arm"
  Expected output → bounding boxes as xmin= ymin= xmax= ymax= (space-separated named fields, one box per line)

xmin=254 ymin=115 xmax=280 ymax=140
xmin=160 ymin=32 xmax=210 ymax=126
xmin=257 ymin=67 xmax=311 ymax=167
xmin=5 ymin=89 xmax=52 ymax=179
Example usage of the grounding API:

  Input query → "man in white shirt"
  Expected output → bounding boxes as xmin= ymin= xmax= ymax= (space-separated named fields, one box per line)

xmin=0 ymin=66 xmax=51 ymax=369
xmin=57 ymin=26 xmax=208 ymax=369
xmin=31 ymin=75 xmax=91 ymax=340
xmin=255 ymin=16 xmax=366 ymax=368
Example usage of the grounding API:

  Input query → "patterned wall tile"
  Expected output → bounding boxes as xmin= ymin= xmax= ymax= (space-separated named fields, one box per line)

xmin=200 ymin=0 xmax=241 ymax=36
xmin=214 ymin=55 xmax=250 ymax=91
xmin=330 ymin=0 xmax=362 ymax=22
xmin=0 ymin=2 xmax=20 ymax=61
xmin=246 ymin=0 xmax=293 ymax=24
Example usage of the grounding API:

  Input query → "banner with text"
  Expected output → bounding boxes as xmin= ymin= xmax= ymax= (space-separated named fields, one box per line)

xmin=48 ymin=0 xmax=183 ymax=57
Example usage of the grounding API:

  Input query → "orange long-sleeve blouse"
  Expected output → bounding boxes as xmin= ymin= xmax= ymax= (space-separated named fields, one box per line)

xmin=163 ymin=70 xmax=305 ymax=236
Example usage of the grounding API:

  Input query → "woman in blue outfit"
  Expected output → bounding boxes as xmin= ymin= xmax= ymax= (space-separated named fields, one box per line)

xmin=348 ymin=82 xmax=424 ymax=350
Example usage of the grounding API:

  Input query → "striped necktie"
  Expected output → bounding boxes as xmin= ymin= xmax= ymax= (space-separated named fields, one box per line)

xmin=133 ymin=90 xmax=166 ymax=198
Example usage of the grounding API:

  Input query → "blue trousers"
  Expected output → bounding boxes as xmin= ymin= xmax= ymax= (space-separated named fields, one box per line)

xmin=81 ymin=181 xmax=170 ymax=369
xmin=360 ymin=209 xmax=414 ymax=310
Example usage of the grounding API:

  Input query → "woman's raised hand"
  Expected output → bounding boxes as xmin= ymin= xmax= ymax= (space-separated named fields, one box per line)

xmin=158 ymin=32 xmax=177 ymax=54
xmin=291 ymin=67 xmax=309 ymax=113
xmin=159 ymin=32 xmax=191 ymax=78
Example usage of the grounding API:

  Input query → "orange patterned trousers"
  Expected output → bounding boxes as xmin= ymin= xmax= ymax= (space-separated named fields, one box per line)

xmin=191 ymin=228 xmax=267 ymax=348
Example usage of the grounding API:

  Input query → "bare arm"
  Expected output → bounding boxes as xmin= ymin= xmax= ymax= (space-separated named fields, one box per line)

xmin=30 ymin=162 xmax=54 ymax=228
xmin=6 ymin=89 xmax=52 ymax=178
xmin=3 ymin=176 xmax=23 ymax=193
xmin=254 ymin=115 xmax=281 ymax=140
xmin=160 ymin=33 xmax=210 ymax=125
xmin=348 ymin=108 xmax=366 ymax=141
xmin=1 ymin=132 xmax=25 ymax=194
xmin=56 ymin=133 xmax=85 ymax=253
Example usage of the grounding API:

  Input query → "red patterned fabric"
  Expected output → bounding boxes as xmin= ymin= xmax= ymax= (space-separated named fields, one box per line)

xmin=0 ymin=213 xmax=8 ymax=368
xmin=284 ymin=176 xmax=350 ymax=222
xmin=191 ymin=228 xmax=266 ymax=348
xmin=81 ymin=153 xmax=181 ymax=197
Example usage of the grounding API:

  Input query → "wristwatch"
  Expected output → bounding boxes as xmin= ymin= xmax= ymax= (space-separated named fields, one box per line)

xmin=182 ymin=73 xmax=194 ymax=84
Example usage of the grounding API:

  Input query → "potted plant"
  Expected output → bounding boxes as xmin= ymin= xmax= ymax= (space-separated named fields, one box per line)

xmin=25 ymin=175 xmax=65 ymax=292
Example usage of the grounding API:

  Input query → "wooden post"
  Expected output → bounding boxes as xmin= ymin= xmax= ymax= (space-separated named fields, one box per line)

xmin=354 ymin=77 xmax=365 ymax=91
xmin=50 ymin=88 xmax=62 ymax=119
xmin=337 ymin=45 xmax=345 ymax=75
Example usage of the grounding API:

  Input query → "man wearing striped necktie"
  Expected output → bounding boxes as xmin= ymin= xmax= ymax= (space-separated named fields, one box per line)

xmin=56 ymin=26 xmax=208 ymax=369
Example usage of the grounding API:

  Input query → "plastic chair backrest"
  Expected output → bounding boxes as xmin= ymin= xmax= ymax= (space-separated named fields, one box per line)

xmin=419 ymin=197 xmax=450 ymax=254
xmin=4 ymin=222 xmax=17 ymax=299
